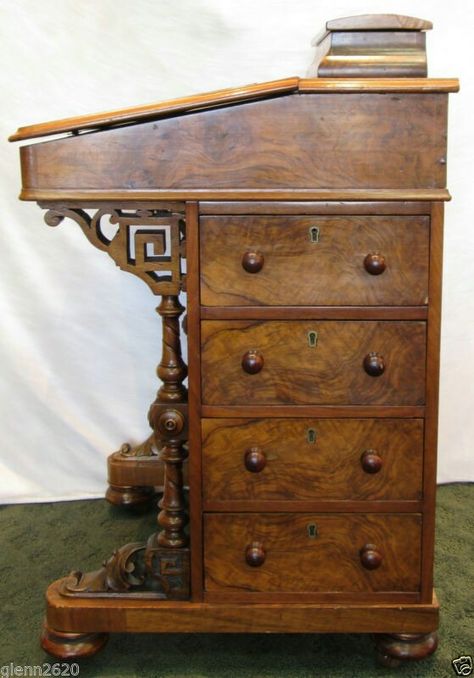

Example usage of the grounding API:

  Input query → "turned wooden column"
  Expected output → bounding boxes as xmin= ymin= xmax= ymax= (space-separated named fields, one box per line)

xmin=148 ymin=295 xmax=189 ymax=548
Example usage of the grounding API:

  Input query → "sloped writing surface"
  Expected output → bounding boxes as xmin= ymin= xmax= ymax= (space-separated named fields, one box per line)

xmin=21 ymin=92 xmax=447 ymax=196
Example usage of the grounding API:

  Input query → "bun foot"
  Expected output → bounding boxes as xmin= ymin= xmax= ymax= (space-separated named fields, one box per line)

xmin=374 ymin=631 xmax=438 ymax=666
xmin=106 ymin=483 xmax=155 ymax=508
xmin=41 ymin=622 xmax=108 ymax=659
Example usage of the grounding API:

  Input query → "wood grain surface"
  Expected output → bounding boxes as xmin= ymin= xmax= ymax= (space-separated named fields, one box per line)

xmin=204 ymin=513 xmax=421 ymax=593
xmin=45 ymin=579 xmax=439 ymax=634
xmin=19 ymin=94 xmax=448 ymax=194
xmin=201 ymin=418 xmax=423 ymax=501
xmin=200 ymin=215 xmax=429 ymax=306
xmin=201 ymin=320 xmax=426 ymax=405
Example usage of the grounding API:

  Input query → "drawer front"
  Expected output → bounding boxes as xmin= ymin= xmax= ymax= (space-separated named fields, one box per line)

xmin=204 ymin=513 xmax=421 ymax=593
xmin=200 ymin=215 xmax=429 ymax=306
xmin=202 ymin=418 xmax=423 ymax=502
xmin=201 ymin=320 xmax=426 ymax=405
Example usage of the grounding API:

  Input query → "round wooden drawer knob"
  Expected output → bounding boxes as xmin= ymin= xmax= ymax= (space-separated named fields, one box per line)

xmin=242 ymin=350 xmax=264 ymax=374
xmin=360 ymin=450 xmax=383 ymax=474
xmin=363 ymin=352 xmax=385 ymax=377
xmin=364 ymin=252 xmax=386 ymax=275
xmin=242 ymin=251 xmax=264 ymax=273
xmin=360 ymin=543 xmax=383 ymax=570
xmin=244 ymin=447 xmax=267 ymax=473
xmin=245 ymin=542 xmax=266 ymax=567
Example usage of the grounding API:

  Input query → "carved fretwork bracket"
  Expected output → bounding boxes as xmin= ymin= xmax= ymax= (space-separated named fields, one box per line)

xmin=62 ymin=536 xmax=189 ymax=600
xmin=40 ymin=203 xmax=186 ymax=295
xmin=40 ymin=203 xmax=191 ymax=599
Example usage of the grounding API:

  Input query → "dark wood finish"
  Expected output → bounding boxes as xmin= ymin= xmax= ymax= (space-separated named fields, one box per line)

xmin=149 ymin=296 xmax=189 ymax=548
xmin=241 ymin=250 xmax=264 ymax=273
xmin=201 ymin=306 xmax=428 ymax=320
xmin=204 ymin=500 xmax=424 ymax=513
xmin=201 ymin=405 xmax=425 ymax=417
xmin=200 ymin=215 xmax=429 ymax=307
xmin=201 ymin=320 xmax=426 ymax=406
xmin=245 ymin=542 xmax=266 ymax=567
xmin=420 ymin=202 xmax=444 ymax=601
xmin=22 ymin=188 xmax=453 ymax=202
xmin=199 ymin=201 xmax=433 ymax=215
xmin=202 ymin=418 xmax=423 ymax=501
xmin=19 ymin=94 xmax=448 ymax=195
xmin=363 ymin=352 xmax=386 ymax=377
xmin=203 ymin=590 xmax=422 ymax=604
xmin=41 ymin=622 xmax=108 ymax=659
xmin=360 ymin=450 xmax=383 ymax=474
xmin=45 ymin=579 xmax=440 ymax=634
xmin=9 ymin=78 xmax=458 ymax=143
xmin=105 ymin=484 xmax=155 ymax=508
xmin=9 ymin=78 xmax=300 ymax=141
xmin=42 ymin=205 xmax=186 ymax=296
xmin=243 ymin=447 xmax=267 ymax=473
xmin=360 ymin=544 xmax=383 ymax=570
xmin=184 ymin=201 xmax=204 ymax=601
xmin=375 ymin=631 xmax=438 ymax=666
xmin=364 ymin=252 xmax=386 ymax=275
xmin=204 ymin=513 xmax=422 ymax=594
xmin=9 ymin=15 xmax=456 ymax=661
xmin=241 ymin=350 xmax=264 ymax=374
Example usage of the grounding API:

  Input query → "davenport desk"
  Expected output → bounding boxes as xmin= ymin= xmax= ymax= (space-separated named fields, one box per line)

xmin=10 ymin=15 xmax=459 ymax=667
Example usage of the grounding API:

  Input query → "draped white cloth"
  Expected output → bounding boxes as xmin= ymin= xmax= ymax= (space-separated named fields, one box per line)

xmin=1 ymin=0 xmax=473 ymax=502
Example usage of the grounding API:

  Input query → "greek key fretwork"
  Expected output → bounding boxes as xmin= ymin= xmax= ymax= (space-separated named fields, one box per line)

xmin=41 ymin=204 xmax=186 ymax=295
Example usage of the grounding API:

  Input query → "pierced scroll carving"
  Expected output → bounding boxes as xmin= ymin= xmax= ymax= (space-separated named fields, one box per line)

xmin=41 ymin=204 xmax=186 ymax=295
xmin=62 ymin=536 xmax=189 ymax=600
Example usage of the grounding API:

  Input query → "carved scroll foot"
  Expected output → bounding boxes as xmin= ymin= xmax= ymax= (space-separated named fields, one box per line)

xmin=374 ymin=631 xmax=438 ymax=667
xmin=59 ymin=536 xmax=190 ymax=600
xmin=41 ymin=621 xmax=108 ymax=659
xmin=105 ymin=483 xmax=155 ymax=508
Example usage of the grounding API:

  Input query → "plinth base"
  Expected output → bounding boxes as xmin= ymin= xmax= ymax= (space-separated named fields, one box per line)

xmin=44 ymin=579 xmax=439 ymax=663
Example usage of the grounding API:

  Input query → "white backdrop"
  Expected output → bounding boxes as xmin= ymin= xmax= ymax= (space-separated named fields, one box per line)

xmin=1 ymin=0 xmax=473 ymax=503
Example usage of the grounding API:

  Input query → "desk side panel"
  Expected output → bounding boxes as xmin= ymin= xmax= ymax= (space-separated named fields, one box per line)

xmin=20 ymin=93 xmax=447 ymax=195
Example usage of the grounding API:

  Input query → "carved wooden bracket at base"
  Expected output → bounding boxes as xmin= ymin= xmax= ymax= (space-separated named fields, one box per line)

xmin=61 ymin=536 xmax=190 ymax=600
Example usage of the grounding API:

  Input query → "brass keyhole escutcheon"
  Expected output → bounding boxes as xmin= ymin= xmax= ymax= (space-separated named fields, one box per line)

xmin=308 ymin=330 xmax=318 ymax=348
xmin=307 ymin=523 xmax=318 ymax=539
xmin=307 ymin=428 xmax=317 ymax=444
xmin=309 ymin=226 xmax=320 ymax=243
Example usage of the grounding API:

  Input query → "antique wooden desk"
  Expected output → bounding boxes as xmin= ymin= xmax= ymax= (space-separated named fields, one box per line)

xmin=10 ymin=15 xmax=459 ymax=667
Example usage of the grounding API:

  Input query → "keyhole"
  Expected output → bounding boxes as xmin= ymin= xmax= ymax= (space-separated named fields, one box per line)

xmin=309 ymin=226 xmax=320 ymax=243
xmin=307 ymin=523 xmax=318 ymax=538
xmin=307 ymin=428 xmax=317 ymax=444
xmin=308 ymin=330 xmax=318 ymax=348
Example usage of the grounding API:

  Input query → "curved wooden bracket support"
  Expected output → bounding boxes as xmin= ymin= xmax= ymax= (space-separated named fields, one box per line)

xmin=41 ymin=203 xmax=186 ymax=295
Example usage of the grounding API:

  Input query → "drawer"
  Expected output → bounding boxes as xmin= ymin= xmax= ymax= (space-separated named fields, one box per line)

xmin=200 ymin=215 xmax=429 ymax=306
xmin=204 ymin=513 xmax=421 ymax=593
xmin=202 ymin=418 xmax=423 ymax=502
xmin=201 ymin=320 xmax=426 ymax=405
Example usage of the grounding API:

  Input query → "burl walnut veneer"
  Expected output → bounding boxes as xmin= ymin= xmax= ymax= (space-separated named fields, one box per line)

xmin=10 ymin=14 xmax=459 ymax=668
